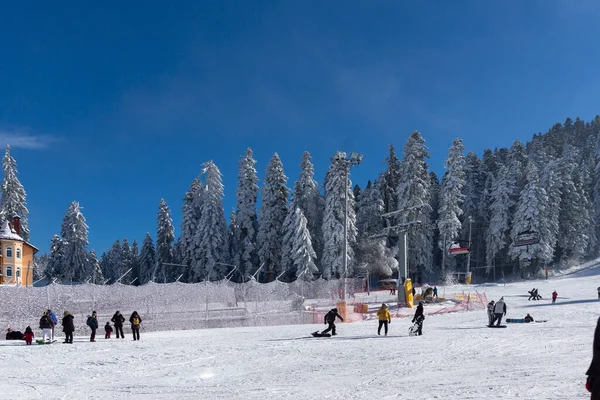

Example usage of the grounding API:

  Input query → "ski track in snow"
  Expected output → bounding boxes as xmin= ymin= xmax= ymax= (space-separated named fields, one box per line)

xmin=0 ymin=272 xmax=598 ymax=399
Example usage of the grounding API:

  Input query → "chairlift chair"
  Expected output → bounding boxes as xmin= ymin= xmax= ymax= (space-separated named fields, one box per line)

xmin=449 ymin=240 xmax=470 ymax=256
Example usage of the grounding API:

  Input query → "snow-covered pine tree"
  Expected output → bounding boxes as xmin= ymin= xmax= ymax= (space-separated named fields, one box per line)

xmin=461 ymin=151 xmax=484 ymax=272
xmin=138 ymin=233 xmax=156 ymax=285
xmin=397 ymin=131 xmax=434 ymax=275
xmin=280 ymin=206 xmax=296 ymax=281
xmin=321 ymin=152 xmax=357 ymax=279
xmin=382 ymin=144 xmax=402 ymax=215
xmin=0 ymin=145 xmax=29 ymax=240
xmin=33 ymin=253 xmax=48 ymax=281
xmin=257 ymin=153 xmax=289 ymax=281
xmin=429 ymin=172 xmax=442 ymax=270
xmin=291 ymin=207 xmax=319 ymax=281
xmin=539 ymin=158 xmax=561 ymax=262
xmin=437 ymin=138 xmax=466 ymax=274
xmin=508 ymin=163 xmax=553 ymax=275
xmin=235 ymin=148 xmax=260 ymax=279
xmin=60 ymin=202 xmax=90 ymax=283
xmin=119 ymin=238 xmax=133 ymax=284
xmin=191 ymin=161 xmax=228 ymax=281
xmin=130 ymin=239 xmax=139 ymax=285
xmin=46 ymin=234 xmax=64 ymax=280
xmin=226 ymin=210 xmax=241 ymax=275
xmin=485 ymin=165 xmax=515 ymax=273
xmin=178 ymin=177 xmax=202 ymax=275
xmin=101 ymin=240 xmax=122 ymax=283
xmin=155 ymin=199 xmax=174 ymax=283
xmin=88 ymin=249 xmax=104 ymax=284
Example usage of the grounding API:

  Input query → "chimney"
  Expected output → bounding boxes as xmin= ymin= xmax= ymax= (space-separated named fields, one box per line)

xmin=12 ymin=215 xmax=20 ymax=236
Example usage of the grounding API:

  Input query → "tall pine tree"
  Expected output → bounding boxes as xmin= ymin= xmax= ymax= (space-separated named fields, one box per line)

xmin=0 ymin=145 xmax=29 ymax=240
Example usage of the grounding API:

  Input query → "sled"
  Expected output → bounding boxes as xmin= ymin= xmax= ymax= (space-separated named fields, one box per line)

xmin=487 ymin=325 xmax=507 ymax=328
xmin=36 ymin=339 xmax=57 ymax=345
xmin=311 ymin=331 xmax=331 ymax=338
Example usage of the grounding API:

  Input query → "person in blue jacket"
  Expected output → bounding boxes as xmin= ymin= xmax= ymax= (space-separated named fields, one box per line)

xmin=47 ymin=309 xmax=58 ymax=340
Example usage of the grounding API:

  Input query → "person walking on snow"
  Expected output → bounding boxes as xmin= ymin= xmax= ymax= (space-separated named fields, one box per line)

xmin=39 ymin=311 xmax=54 ymax=343
xmin=62 ymin=311 xmax=75 ymax=344
xmin=105 ymin=322 xmax=113 ymax=339
xmin=130 ymin=311 xmax=142 ymax=341
xmin=23 ymin=326 xmax=34 ymax=345
xmin=586 ymin=315 xmax=600 ymax=399
xmin=552 ymin=291 xmax=558 ymax=304
xmin=376 ymin=303 xmax=391 ymax=336
xmin=321 ymin=308 xmax=344 ymax=336
xmin=412 ymin=301 xmax=425 ymax=335
xmin=111 ymin=311 xmax=126 ymax=339
xmin=86 ymin=311 xmax=98 ymax=342
xmin=433 ymin=287 xmax=438 ymax=298
xmin=491 ymin=297 xmax=507 ymax=326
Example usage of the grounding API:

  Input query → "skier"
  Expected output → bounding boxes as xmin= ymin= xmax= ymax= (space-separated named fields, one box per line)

xmin=552 ymin=291 xmax=558 ymax=304
xmin=47 ymin=309 xmax=58 ymax=340
xmin=62 ymin=311 xmax=75 ymax=344
xmin=111 ymin=311 xmax=126 ymax=339
xmin=321 ymin=308 xmax=344 ymax=336
xmin=487 ymin=300 xmax=495 ymax=326
xmin=129 ymin=311 xmax=142 ymax=341
xmin=490 ymin=297 xmax=507 ymax=326
xmin=376 ymin=303 xmax=391 ymax=336
xmin=39 ymin=311 xmax=54 ymax=343
xmin=586 ymin=315 xmax=600 ymax=398
xmin=412 ymin=301 xmax=425 ymax=336
xmin=86 ymin=311 xmax=98 ymax=342
xmin=534 ymin=289 xmax=542 ymax=300
xmin=105 ymin=322 xmax=113 ymax=339
xmin=23 ymin=326 xmax=34 ymax=345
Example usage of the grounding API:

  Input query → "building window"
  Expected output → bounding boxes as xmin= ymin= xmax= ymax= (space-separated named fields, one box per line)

xmin=6 ymin=247 xmax=12 ymax=258
xmin=6 ymin=266 xmax=12 ymax=277
xmin=16 ymin=248 xmax=21 ymax=259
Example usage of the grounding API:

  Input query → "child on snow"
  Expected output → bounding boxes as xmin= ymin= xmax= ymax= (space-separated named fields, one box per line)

xmin=105 ymin=322 xmax=113 ymax=339
xmin=23 ymin=326 xmax=34 ymax=345
xmin=412 ymin=301 xmax=425 ymax=335
xmin=552 ymin=291 xmax=558 ymax=304
xmin=376 ymin=303 xmax=391 ymax=336
xmin=321 ymin=308 xmax=344 ymax=336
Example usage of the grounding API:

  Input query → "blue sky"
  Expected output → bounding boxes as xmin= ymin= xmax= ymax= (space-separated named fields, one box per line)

xmin=1 ymin=1 xmax=599 ymax=255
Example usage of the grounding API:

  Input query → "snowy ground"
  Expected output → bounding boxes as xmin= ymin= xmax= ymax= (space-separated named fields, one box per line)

xmin=1 ymin=269 xmax=599 ymax=399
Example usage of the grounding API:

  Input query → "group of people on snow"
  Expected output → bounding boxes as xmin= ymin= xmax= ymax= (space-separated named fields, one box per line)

xmin=487 ymin=297 xmax=507 ymax=327
xmin=6 ymin=309 xmax=143 ymax=344
xmin=528 ymin=288 xmax=542 ymax=301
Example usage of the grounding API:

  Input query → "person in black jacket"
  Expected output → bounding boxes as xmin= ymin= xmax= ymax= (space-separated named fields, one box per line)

xmin=321 ymin=308 xmax=344 ymax=336
xmin=39 ymin=311 xmax=54 ymax=343
xmin=129 ymin=311 xmax=142 ymax=341
xmin=412 ymin=301 xmax=425 ymax=336
xmin=86 ymin=311 xmax=98 ymax=342
xmin=111 ymin=311 xmax=126 ymax=339
xmin=587 ymin=316 xmax=600 ymax=399
xmin=62 ymin=311 xmax=75 ymax=344
xmin=5 ymin=328 xmax=24 ymax=340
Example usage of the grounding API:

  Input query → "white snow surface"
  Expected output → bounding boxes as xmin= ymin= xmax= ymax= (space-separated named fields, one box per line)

xmin=2 ymin=267 xmax=599 ymax=399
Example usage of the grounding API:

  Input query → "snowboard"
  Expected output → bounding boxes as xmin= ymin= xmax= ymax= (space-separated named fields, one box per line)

xmin=487 ymin=325 xmax=507 ymax=328
xmin=311 ymin=331 xmax=331 ymax=337
xmin=506 ymin=319 xmax=528 ymax=323
xmin=36 ymin=339 xmax=57 ymax=345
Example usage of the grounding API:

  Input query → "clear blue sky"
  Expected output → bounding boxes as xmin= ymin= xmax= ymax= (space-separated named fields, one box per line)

xmin=1 ymin=1 xmax=599 ymax=255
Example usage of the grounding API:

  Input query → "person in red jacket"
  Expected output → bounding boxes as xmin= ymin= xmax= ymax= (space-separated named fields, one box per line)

xmin=23 ymin=326 xmax=34 ymax=345
xmin=552 ymin=291 xmax=558 ymax=304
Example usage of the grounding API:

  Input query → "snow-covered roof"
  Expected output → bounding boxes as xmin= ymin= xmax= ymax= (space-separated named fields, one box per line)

xmin=0 ymin=220 xmax=23 ymax=241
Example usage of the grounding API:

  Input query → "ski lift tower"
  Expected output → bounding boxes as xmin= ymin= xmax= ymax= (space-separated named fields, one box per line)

xmin=376 ymin=204 xmax=431 ymax=306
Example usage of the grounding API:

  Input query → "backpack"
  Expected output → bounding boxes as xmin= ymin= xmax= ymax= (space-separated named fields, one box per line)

xmin=132 ymin=317 xmax=140 ymax=325
xmin=86 ymin=316 xmax=93 ymax=327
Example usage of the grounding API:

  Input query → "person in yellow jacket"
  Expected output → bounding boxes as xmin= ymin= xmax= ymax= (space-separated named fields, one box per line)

xmin=376 ymin=303 xmax=391 ymax=336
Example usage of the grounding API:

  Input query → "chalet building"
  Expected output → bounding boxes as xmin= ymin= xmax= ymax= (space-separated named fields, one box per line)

xmin=0 ymin=216 xmax=37 ymax=286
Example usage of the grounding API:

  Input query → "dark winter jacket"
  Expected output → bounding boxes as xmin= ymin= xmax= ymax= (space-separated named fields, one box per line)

xmin=86 ymin=315 xmax=98 ymax=330
xmin=111 ymin=312 xmax=125 ymax=327
xmin=39 ymin=315 xmax=54 ymax=329
xmin=412 ymin=304 xmax=425 ymax=323
xmin=6 ymin=330 xmax=24 ymax=340
xmin=62 ymin=314 xmax=75 ymax=333
xmin=129 ymin=313 xmax=142 ymax=327
xmin=324 ymin=309 xmax=343 ymax=324
xmin=587 ymin=316 xmax=600 ymax=398
xmin=105 ymin=323 xmax=113 ymax=333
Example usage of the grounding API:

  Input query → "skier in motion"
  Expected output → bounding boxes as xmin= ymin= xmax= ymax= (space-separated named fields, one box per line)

xmin=321 ymin=308 xmax=344 ymax=336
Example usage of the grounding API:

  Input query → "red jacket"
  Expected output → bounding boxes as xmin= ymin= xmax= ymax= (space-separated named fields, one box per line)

xmin=552 ymin=292 xmax=558 ymax=299
xmin=23 ymin=332 xmax=34 ymax=341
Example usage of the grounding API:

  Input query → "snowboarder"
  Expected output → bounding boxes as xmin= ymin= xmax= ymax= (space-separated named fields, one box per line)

xmin=586 ymin=315 xmax=600 ymax=398
xmin=62 ymin=311 xmax=75 ymax=344
xmin=376 ymin=303 xmax=391 ymax=336
xmin=129 ymin=311 xmax=142 ymax=341
xmin=321 ymin=308 xmax=343 ymax=336
xmin=86 ymin=311 xmax=98 ymax=342
xmin=111 ymin=311 xmax=126 ymax=339
xmin=490 ymin=297 xmax=507 ymax=326
xmin=552 ymin=291 xmax=558 ymax=304
xmin=5 ymin=328 xmax=24 ymax=340
xmin=487 ymin=300 xmax=495 ymax=326
xmin=412 ymin=301 xmax=425 ymax=335
xmin=47 ymin=309 xmax=58 ymax=340
xmin=528 ymin=289 xmax=535 ymax=301
xmin=23 ymin=326 xmax=34 ymax=345
xmin=534 ymin=289 xmax=542 ymax=300
xmin=524 ymin=314 xmax=534 ymax=323
xmin=39 ymin=311 xmax=54 ymax=343
xmin=105 ymin=322 xmax=113 ymax=339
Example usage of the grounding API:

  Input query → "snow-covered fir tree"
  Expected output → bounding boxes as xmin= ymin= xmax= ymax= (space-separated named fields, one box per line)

xmin=0 ymin=145 xmax=29 ymax=240
xmin=138 ymin=233 xmax=156 ymax=285
xmin=321 ymin=152 xmax=357 ymax=279
xmin=437 ymin=138 xmax=466 ymax=273
xmin=257 ymin=153 xmax=289 ymax=281
xmin=178 ymin=177 xmax=202 ymax=275
xmin=88 ymin=249 xmax=104 ymax=284
xmin=485 ymin=165 xmax=515 ymax=272
xmin=130 ymin=239 xmax=139 ymax=285
xmin=291 ymin=207 xmax=319 ymax=281
xmin=119 ymin=238 xmax=133 ymax=284
xmin=381 ymin=144 xmax=402 ymax=215
xmin=101 ymin=240 xmax=122 ymax=283
xmin=234 ymin=148 xmax=260 ymax=279
xmin=59 ymin=202 xmax=90 ymax=282
xmin=33 ymin=253 xmax=48 ymax=281
xmin=397 ymin=131 xmax=434 ymax=275
xmin=46 ymin=234 xmax=64 ymax=280
xmin=191 ymin=161 xmax=228 ymax=281
xmin=155 ymin=199 xmax=175 ymax=282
